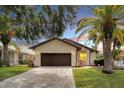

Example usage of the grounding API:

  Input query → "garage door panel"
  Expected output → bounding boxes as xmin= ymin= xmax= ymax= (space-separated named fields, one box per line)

xmin=41 ymin=53 xmax=71 ymax=66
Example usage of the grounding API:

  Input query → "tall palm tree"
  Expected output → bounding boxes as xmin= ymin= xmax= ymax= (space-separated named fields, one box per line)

xmin=76 ymin=6 xmax=124 ymax=74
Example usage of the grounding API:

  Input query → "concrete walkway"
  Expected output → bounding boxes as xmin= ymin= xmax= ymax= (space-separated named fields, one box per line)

xmin=0 ymin=67 xmax=75 ymax=88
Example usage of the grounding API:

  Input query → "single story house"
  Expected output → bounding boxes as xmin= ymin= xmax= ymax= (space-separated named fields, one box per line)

xmin=0 ymin=44 xmax=35 ymax=66
xmin=30 ymin=37 xmax=98 ymax=67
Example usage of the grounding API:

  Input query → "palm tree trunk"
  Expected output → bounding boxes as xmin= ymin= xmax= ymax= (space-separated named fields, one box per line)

xmin=112 ymin=41 xmax=116 ymax=66
xmin=3 ymin=43 xmax=10 ymax=66
xmin=102 ymin=39 xmax=113 ymax=74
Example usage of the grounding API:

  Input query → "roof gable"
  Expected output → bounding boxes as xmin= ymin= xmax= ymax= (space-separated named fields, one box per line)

xmin=29 ymin=37 xmax=81 ymax=50
xmin=29 ymin=37 xmax=98 ymax=52
xmin=63 ymin=38 xmax=97 ymax=52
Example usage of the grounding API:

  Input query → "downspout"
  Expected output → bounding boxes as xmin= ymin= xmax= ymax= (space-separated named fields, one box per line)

xmin=75 ymin=48 xmax=81 ymax=67
xmin=75 ymin=49 xmax=78 ymax=67
xmin=89 ymin=51 xmax=91 ymax=65
xmin=75 ymin=50 xmax=77 ymax=67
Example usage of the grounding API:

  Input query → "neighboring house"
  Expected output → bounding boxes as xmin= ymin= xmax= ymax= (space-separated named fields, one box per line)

xmin=114 ymin=46 xmax=124 ymax=67
xmin=19 ymin=45 xmax=35 ymax=61
xmin=29 ymin=37 xmax=98 ymax=67
xmin=0 ymin=43 xmax=35 ymax=66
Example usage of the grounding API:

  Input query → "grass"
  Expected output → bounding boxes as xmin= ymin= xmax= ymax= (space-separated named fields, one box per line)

xmin=0 ymin=65 xmax=32 ymax=81
xmin=73 ymin=67 xmax=124 ymax=88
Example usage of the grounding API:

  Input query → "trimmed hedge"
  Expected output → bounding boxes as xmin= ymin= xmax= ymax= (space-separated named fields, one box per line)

xmin=19 ymin=59 xmax=28 ymax=65
xmin=19 ymin=59 xmax=34 ymax=67
xmin=94 ymin=59 xmax=104 ymax=66
xmin=28 ymin=60 xmax=34 ymax=67
xmin=0 ymin=59 xmax=7 ymax=67
xmin=0 ymin=60 xmax=2 ymax=67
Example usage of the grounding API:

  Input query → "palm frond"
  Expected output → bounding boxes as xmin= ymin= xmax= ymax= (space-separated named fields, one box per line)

xmin=77 ymin=27 xmax=92 ymax=41
xmin=88 ymin=29 xmax=98 ymax=39
xmin=76 ymin=5 xmax=124 ymax=48
xmin=95 ymin=32 xmax=104 ymax=47
xmin=76 ymin=18 xmax=97 ymax=32
xmin=113 ymin=30 xmax=124 ymax=45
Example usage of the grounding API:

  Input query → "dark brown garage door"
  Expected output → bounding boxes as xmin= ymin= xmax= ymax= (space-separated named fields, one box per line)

xmin=41 ymin=53 xmax=71 ymax=66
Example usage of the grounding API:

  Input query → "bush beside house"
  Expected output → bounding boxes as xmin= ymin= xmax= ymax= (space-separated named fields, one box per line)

xmin=19 ymin=53 xmax=34 ymax=67
xmin=94 ymin=53 xmax=104 ymax=66
xmin=19 ymin=59 xmax=34 ymax=67
xmin=19 ymin=59 xmax=28 ymax=65
xmin=94 ymin=59 xmax=104 ymax=66
xmin=0 ymin=60 xmax=2 ymax=67
xmin=0 ymin=59 xmax=8 ymax=67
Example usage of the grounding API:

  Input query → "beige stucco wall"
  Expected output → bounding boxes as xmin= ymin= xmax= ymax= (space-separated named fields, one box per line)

xmin=14 ymin=52 xmax=19 ymax=65
xmin=90 ymin=52 xmax=95 ymax=65
xmin=34 ymin=39 xmax=77 ymax=66
xmin=76 ymin=47 xmax=96 ymax=66
xmin=10 ymin=51 xmax=19 ymax=65
xmin=76 ymin=51 xmax=80 ymax=66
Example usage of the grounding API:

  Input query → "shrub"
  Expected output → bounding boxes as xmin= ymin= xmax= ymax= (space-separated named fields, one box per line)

xmin=28 ymin=60 xmax=34 ymax=67
xmin=95 ymin=53 xmax=103 ymax=60
xmin=19 ymin=59 xmax=29 ymax=65
xmin=94 ymin=59 xmax=104 ymax=66
xmin=19 ymin=59 xmax=23 ymax=65
xmin=23 ymin=60 xmax=28 ymax=64
xmin=0 ymin=59 xmax=7 ymax=67
xmin=0 ymin=60 xmax=2 ymax=67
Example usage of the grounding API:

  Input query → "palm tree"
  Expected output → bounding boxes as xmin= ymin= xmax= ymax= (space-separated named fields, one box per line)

xmin=76 ymin=6 xmax=124 ymax=74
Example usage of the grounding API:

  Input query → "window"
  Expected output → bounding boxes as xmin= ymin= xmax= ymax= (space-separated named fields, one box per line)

xmin=79 ymin=51 xmax=87 ymax=62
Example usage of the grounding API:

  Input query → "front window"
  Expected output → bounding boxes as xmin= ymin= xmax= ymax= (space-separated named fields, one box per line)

xmin=79 ymin=51 xmax=87 ymax=62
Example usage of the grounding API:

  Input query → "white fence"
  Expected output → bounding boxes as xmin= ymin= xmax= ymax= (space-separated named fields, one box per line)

xmin=114 ymin=60 xmax=124 ymax=67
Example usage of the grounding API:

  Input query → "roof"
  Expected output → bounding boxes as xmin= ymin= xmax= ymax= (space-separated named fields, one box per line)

xmin=29 ymin=37 xmax=98 ymax=52
xmin=29 ymin=37 xmax=81 ymax=50
xmin=0 ymin=42 xmax=16 ymax=52
xmin=19 ymin=45 xmax=35 ymax=55
xmin=63 ymin=38 xmax=98 ymax=52
xmin=0 ymin=42 xmax=35 ymax=55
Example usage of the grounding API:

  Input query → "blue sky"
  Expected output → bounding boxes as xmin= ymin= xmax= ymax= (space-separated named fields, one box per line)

xmin=61 ymin=6 xmax=97 ymax=47
xmin=16 ymin=6 xmax=96 ymax=47
xmin=63 ymin=6 xmax=93 ymax=39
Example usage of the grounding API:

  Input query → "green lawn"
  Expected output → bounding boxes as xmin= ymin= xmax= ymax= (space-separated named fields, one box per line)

xmin=73 ymin=67 xmax=124 ymax=88
xmin=0 ymin=65 xmax=32 ymax=81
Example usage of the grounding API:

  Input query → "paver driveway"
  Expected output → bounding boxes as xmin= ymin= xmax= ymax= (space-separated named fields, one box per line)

xmin=0 ymin=67 xmax=75 ymax=88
